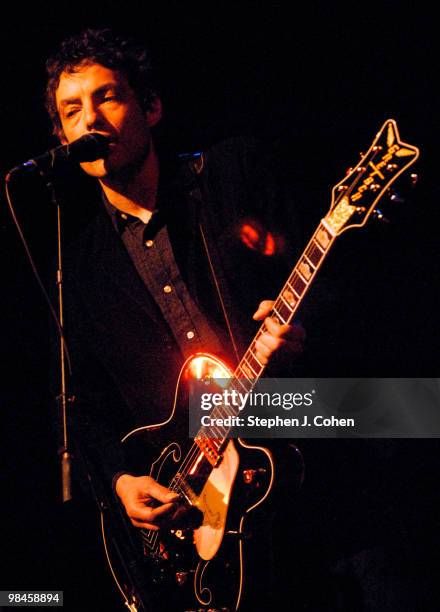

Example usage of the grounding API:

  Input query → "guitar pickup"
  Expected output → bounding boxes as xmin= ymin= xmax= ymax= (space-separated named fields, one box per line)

xmin=194 ymin=436 xmax=222 ymax=467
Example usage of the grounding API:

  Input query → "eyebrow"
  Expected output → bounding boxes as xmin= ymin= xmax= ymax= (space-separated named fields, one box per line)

xmin=58 ymin=82 xmax=121 ymax=108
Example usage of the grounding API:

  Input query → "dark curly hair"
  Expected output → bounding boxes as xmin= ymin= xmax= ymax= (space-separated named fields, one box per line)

xmin=45 ymin=27 xmax=158 ymax=135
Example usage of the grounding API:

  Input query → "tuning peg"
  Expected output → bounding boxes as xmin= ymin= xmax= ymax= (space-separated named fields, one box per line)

xmin=410 ymin=173 xmax=419 ymax=186
xmin=388 ymin=191 xmax=405 ymax=204
xmin=372 ymin=208 xmax=389 ymax=223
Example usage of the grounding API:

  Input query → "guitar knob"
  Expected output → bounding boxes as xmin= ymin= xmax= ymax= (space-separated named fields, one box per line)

xmin=372 ymin=209 xmax=389 ymax=223
xmin=242 ymin=468 xmax=267 ymax=485
xmin=175 ymin=570 xmax=194 ymax=585
xmin=389 ymin=191 xmax=404 ymax=203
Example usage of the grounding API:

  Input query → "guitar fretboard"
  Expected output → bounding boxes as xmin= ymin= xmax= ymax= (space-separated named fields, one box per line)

xmin=199 ymin=218 xmax=336 ymax=443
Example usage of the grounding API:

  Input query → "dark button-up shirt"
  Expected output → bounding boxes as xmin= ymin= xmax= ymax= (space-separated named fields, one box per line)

xmin=103 ymin=196 xmax=223 ymax=359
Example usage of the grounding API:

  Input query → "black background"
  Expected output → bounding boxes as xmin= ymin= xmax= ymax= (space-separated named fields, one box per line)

xmin=1 ymin=2 xmax=439 ymax=610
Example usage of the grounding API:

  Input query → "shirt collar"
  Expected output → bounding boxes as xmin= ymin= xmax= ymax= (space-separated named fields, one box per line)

xmin=101 ymin=148 xmax=199 ymax=235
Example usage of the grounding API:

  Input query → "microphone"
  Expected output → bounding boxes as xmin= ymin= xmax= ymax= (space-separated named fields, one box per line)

xmin=6 ymin=133 xmax=110 ymax=181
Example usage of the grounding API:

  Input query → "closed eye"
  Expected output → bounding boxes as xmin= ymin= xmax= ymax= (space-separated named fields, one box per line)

xmin=65 ymin=108 xmax=80 ymax=118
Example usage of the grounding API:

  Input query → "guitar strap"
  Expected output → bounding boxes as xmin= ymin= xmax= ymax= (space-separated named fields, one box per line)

xmin=184 ymin=152 xmax=242 ymax=366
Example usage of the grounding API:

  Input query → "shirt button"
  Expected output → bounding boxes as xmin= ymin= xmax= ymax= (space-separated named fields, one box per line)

xmin=163 ymin=285 xmax=172 ymax=294
xmin=186 ymin=331 xmax=195 ymax=339
xmin=145 ymin=240 xmax=154 ymax=248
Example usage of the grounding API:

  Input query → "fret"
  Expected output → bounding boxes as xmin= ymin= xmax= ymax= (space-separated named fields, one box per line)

xmin=234 ymin=372 xmax=253 ymax=392
xmin=291 ymin=274 xmax=307 ymax=295
xmin=229 ymin=379 xmax=245 ymax=398
xmin=305 ymin=239 xmax=324 ymax=269
xmin=214 ymin=404 xmax=233 ymax=419
xmin=306 ymin=242 xmax=325 ymax=266
xmin=286 ymin=281 xmax=300 ymax=299
xmin=208 ymin=423 xmax=227 ymax=438
xmin=321 ymin=219 xmax=336 ymax=237
xmin=296 ymin=268 xmax=308 ymax=284
xmin=234 ymin=377 xmax=250 ymax=394
xmin=211 ymin=399 xmax=240 ymax=421
xmin=224 ymin=403 xmax=236 ymax=418
xmin=282 ymin=287 xmax=297 ymax=308
xmin=312 ymin=230 xmax=328 ymax=255
xmin=199 ymin=428 xmax=224 ymax=446
xmin=298 ymin=259 xmax=313 ymax=281
xmin=280 ymin=293 xmax=294 ymax=313
xmin=272 ymin=306 xmax=287 ymax=325
xmin=245 ymin=350 xmax=263 ymax=374
xmin=239 ymin=361 xmax=254 ymax=382
xmin=243 ymin=356 xmax=257 ymax=377
xmin=274 ymin=300 xmax=291 ymax=323
xmin=303 ymin=253 xmax=316 ymax=270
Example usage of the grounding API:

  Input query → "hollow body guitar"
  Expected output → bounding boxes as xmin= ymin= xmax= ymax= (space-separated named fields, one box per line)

xmin=103 ymin=120 xmax=419 ymax=611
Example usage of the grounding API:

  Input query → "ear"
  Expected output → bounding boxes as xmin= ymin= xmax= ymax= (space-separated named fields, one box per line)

xmin=57 ymin=128 xmax=68 ymax=145
xmin=145 ymin=97 xmax=162 ymax=127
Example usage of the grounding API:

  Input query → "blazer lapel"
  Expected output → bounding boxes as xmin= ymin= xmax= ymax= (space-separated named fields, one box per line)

xmin=76 ymin=210 xmax=162 ymax=324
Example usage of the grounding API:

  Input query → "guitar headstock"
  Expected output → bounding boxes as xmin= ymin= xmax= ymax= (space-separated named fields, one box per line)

xmin=324 ymin=119 xmax=419 ymax=235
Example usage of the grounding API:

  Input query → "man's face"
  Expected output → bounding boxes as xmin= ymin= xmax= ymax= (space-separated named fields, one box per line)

xmin=55 ymin=63 xmax=160 ymax=178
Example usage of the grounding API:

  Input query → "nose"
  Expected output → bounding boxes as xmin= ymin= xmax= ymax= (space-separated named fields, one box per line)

xmin=84 ymin=102 xmax=104 ymax=132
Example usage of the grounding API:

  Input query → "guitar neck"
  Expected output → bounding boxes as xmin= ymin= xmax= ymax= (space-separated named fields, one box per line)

xmin=234 ymin=218 xmax=336 ymax=389
xmin=196 ymin=217 xmax=337 ymax=448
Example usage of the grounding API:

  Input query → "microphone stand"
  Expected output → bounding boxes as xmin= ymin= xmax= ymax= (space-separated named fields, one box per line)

xmin=47 ymin=171 xmax=75 ymax=503
xmin=7 ymin=135 xmax=109 ymax=503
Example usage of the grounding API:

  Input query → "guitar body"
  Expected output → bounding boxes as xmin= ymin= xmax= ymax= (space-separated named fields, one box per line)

xmin=103 ymin=354 xmax=285 ymax=612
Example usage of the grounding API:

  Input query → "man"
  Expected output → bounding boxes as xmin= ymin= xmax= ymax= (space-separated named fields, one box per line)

xmin=45 ymin=27 xmax=305 ymax=609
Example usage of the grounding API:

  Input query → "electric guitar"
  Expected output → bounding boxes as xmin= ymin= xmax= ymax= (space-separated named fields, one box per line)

xmin=102 ymin=119 xmax=419 ymax=611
